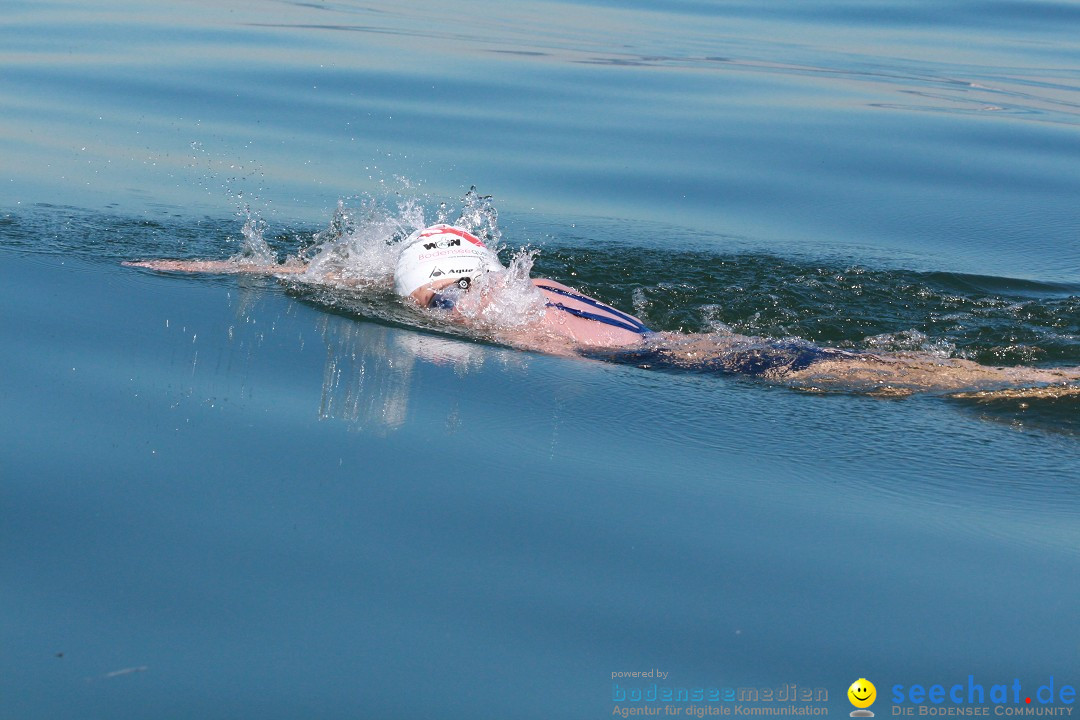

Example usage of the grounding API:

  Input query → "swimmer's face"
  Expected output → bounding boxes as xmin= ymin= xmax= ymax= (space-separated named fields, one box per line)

xmin=848 ymin=679 xmax=876 ymax=708
xmin=409 ymin=276 xmax=466 ymax=307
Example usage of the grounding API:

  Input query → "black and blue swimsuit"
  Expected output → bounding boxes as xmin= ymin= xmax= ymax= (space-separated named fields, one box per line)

xmin=533 ymin=283 xmax=652 ymax=336
xmin=429 ymin=281 xmax=653 ymax=337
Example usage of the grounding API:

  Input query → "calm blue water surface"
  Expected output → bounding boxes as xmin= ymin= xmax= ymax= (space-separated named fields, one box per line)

xmin=2 ymin=0 xmax=1080 ymax=718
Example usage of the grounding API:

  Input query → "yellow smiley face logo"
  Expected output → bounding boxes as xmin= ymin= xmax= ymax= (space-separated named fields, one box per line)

xmin=848 ymin=679 xmax=876 ymax=708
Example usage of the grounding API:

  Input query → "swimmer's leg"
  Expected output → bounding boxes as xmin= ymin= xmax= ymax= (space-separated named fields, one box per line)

xmin=787 ymin=352 xmax=1080 ymax=394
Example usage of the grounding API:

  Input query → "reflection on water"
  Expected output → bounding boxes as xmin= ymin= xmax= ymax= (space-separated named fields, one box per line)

xmin=314 ymin=317 xmax=488 ymax=431
xmin=317 ymin=319 xmax=414 ymax=431
xmin=310 ymin=307 xmax=519 ymax=432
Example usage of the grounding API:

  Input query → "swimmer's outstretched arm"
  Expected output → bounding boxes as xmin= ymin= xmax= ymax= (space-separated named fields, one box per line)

xmin=122 ymin=259 xmax=307 ymax=275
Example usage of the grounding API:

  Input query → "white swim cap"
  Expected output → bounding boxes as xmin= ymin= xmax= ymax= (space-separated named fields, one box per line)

xmin=394 ymin=224 xmax=503 ymax=298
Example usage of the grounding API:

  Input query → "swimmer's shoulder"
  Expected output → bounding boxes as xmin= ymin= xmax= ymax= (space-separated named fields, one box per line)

xmin=531 ymin=278 xmax=618 ymax=310
xmin=531 ymin=277 xmax=652 ymax=343
xmin=531 ymin=278 xmax=573 ymax=293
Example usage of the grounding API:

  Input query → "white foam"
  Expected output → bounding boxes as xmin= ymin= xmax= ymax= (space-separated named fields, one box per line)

xmin=230 ymin=213 xmax=276 ymax=266
xmin=302 ymin=198 xmax=425 ymax=289
xmin=454 ymin=248 xmax=548 ymax=330
xmin=863 ymin=328 xmax=956 ymax=357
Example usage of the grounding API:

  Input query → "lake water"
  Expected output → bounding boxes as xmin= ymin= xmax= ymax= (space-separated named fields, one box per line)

xmin=2 ymin=0 xmax=1079 ymax=718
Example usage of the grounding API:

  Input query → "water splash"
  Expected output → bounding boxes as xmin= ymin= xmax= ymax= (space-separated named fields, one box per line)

xmin=276 ymin=190 xmax=555 ymax=334
xmin=457 ymin=247 xmax=548 ymax=331
xmin=863 ymin=329 xmax=957 ymax=357
xmin=452 ymin=186 xmax=503 ymax=250
xmin=302 ymin=196 xmax=425 ymax=287
xmin=232 ymin=209 xmax=276 ymax=265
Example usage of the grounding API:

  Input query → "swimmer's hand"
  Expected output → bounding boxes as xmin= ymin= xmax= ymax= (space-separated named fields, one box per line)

xmin=122 ymin=258 xmax=306 ymax=275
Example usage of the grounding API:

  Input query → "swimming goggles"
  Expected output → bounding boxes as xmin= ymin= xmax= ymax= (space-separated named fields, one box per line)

xmin=427 ymin=276 xmax=471 ymax=310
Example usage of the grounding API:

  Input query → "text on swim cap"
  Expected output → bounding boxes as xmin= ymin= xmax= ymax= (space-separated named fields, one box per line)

xmin=418 ymin=247 xmax=489 ymax=262
xmin=428 ymin=267 xmax=475 ymax=278
xmin=423 ymin=238 xmax=461 ymax=250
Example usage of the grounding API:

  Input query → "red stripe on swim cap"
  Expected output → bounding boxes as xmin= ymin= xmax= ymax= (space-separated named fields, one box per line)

xmin=418 ymin=225 xmax=486 ymax=247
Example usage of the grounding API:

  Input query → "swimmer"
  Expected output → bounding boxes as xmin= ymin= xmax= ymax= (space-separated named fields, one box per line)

xmin=125 ymin=223 xmax=1080 ymax=395
xmin=126 ymin=223 xmax=653 ymax=353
